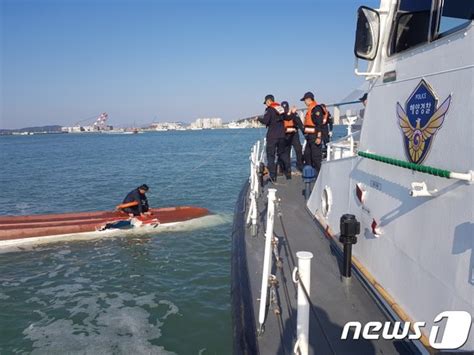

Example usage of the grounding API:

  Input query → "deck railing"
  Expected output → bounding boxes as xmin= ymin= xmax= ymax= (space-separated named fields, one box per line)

xmin=324 ymin=99 xmax=362 ymax=125
xmin=246 ymin=139 xmax=266 ymax=236
xmin=258 ymin=188 xmax=278 ymax=334
xmin=326 ymin=121 xmax=361 ymax=161
xmin=252 ymin=99 xmax=363 ymax=126
xmin=292 ymin=251 xmax=314 ymax=355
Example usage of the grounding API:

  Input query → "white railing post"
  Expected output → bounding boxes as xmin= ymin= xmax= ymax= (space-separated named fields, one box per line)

xmin=255 ymin=140 xmax=260 ymax=196
xmin=246 ymin=193 xmax=255 ymax=224
xmin=247 ymin=141 xmax=264 ymax=236
xmin=246 ymin=144 xmax=256 ymax=226
xmin=258 ymin=188 xmax=277 ymax=334
xmin=333 ymin=105 xmax=340 ymax=125
xmin=255 ymin=140 xmax=260 ymax=162
xmin=294 ymin=251 xmax=313 ymax=355
xmin=249 ymin=145 xmax=255 ymax=193
xmin=260 ymin=138 xmax=267 ymax=165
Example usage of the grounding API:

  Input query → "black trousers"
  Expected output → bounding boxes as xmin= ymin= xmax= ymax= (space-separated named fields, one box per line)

xmin=123 ymin=207 xmax=140 ymax=216
xmin=284 ymin=133 xmax=304 ymax=172
xmin=122 ymin=206 xmax=148 ymax=216
xmin=267 ymin=138 xmax=290 ymax=179
xmin=304 ymin=136 xmax=322 ymax=175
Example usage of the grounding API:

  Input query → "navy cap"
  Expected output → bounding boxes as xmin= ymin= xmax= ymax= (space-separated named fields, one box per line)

xmin=263 ymin=94 xmax=275 ymax=104
xmin=359 ymin=93 xmax=368 ymax=102
xmin=139 ymin=184 xmax=149 ymax=191
xmin=300 ymin=92 xmax=314 ymax=101
xmin=281 ymin=101 xmax=289 ymax=108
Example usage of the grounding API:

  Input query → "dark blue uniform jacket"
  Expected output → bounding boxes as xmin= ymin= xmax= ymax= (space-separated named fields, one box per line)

xmin=258 ymin=106 xmax=285 ymax=141
xmin=123 ymin=188 xmax=149 ymax=215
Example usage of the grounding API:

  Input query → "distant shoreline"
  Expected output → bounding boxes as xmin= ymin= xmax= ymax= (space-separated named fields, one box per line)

xmin=0 ymin=126 xmax=262 ymax=136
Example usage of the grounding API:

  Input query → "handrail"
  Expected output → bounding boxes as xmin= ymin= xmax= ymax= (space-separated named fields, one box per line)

xmin=293 ymin=251 xmax=314 ymax=355
xmin=258 ymin=188 xmax=277 ymax=334
xmin=327 ymin=129 xmax=360 ymax=161
xmin=327 ymin=130 xmax=361 ymax=147
xmin=246 ymin=140 xmax=264 ymax=236
xmin=325 ymin=100 xmax=363 ymax=108
xmin=358 ymin=151 xmax=473 ymax=182
xmin=240 ymin=100 xmax=362 ymax=122
xmin=330 ymin=143 xmax=353 ymax=150
xmin=295 ymin=100 xmax=362 ymax=113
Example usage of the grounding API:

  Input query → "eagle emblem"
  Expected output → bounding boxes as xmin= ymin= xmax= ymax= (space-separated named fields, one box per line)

xmin=397 ymin=80 xmax=451 ymax=164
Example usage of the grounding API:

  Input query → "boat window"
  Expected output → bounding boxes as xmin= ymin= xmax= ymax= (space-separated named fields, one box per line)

xmin=437 ymin=0 xmax=474 ymax=37
xmin=390 ymin=0 xmax=432 ymax=55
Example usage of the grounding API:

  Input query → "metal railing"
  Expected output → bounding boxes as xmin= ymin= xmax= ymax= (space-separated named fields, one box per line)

xmin=325 ymin=100 xmax=362 ymax=125
xmin=293 ymin=100 xmax=363 ymax=126
xmin=258 ymin=188 xmax=278 ymax=335
xmin=326 ymin=130 xmax=360 ymax=161
xmin=292 ymin=251 xmax=314 ymax=355
xmin=251 ymin=99 xmax=363 ymax=126
xmin=246 ymin=139 xmax=266 ymax=236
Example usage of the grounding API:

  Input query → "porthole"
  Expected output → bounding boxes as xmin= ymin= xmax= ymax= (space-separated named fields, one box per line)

xmin=321 ymin=186 xmax=333 ymax=218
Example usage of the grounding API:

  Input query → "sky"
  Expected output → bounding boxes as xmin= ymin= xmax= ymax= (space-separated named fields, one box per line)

xmin=0 ymin=0 xmax=379 ymax=129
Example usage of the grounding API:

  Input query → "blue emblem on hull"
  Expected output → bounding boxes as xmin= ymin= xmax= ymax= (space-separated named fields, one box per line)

xmin=397 ymin=79 xmax=451 ymax=165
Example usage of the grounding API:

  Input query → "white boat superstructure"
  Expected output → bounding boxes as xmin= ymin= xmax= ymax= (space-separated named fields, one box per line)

xmin=307 ymin=0 xmax=473 ymax=351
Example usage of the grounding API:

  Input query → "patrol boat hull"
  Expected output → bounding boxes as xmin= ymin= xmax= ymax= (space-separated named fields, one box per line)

xmin=307 ymin=2 xmax=474 ymax=350
xmin=0 ymin=206 xmax=209 ymax=244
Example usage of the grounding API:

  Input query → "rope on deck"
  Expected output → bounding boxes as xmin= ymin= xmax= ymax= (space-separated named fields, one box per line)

xmin=358 ymin=151 xmax=473 ymax=182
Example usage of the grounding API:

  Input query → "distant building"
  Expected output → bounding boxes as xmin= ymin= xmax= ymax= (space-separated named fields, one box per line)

xmin=225 ymin=118 xmax=262 ymax=129
xmin=189 ymin=118 xmax=222 ymax=130
xmin=147 ymin=122 xmax=185 ymax=131
xmin=61 ymin=125 xmax=83 ymax=133
xmin=61 ymin=125 xmax=113 ymax=133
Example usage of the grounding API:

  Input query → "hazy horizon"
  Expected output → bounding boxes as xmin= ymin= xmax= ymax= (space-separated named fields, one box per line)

xmin=1 ymin=0 xmax=377 ymax=129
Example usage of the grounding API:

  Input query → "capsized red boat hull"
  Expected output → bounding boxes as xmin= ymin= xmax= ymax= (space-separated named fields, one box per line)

xmin=0 ymin=206 xmax=209 ymax=241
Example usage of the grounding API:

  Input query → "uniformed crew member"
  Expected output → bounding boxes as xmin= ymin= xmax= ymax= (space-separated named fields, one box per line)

xmin=301 ymin=91 xmax=326 ymax=176
xmin=116 ymin=184 xmax=150 ymax=217
xmin=320 ymin=103 xmax=333 ymax=145
xmin=359 ymin=92 xmax=368 ymax=107
xmin=281 ymin=101 xmax=304 ymax=173
xmin=258 ymin=94 xmax=291 ymax=181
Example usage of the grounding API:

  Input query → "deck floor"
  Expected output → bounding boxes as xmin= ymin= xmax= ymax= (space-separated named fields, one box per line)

xmin=238 ymin=176 xmax=418 ymax=355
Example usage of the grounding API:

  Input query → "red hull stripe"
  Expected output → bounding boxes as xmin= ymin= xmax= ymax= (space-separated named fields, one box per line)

xmin=0 ymin=206 xmax=209 ymax=241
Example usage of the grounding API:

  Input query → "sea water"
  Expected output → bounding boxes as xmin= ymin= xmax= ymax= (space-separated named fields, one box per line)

xmin=0 ymin=127 xmax=346 ymax=354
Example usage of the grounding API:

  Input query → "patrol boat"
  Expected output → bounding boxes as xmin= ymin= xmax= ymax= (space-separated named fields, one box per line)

xmin=231 ymin=1 xmax=473 ymax=354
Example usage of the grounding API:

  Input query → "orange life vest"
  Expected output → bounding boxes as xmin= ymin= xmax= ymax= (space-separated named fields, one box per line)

xmin=304 ymin=102 xmax=318 ymax=134
xmin=269 ymin=102 xmax=285 ymax=115
xmin=304 ymin=101 xmax=328 ymax=134
xmin=284 ymin=115 xmax=297 ymax=133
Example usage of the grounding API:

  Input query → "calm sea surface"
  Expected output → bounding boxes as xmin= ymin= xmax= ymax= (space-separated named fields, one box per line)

xmin=0 ymin=127 xmax=346 ymax=354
